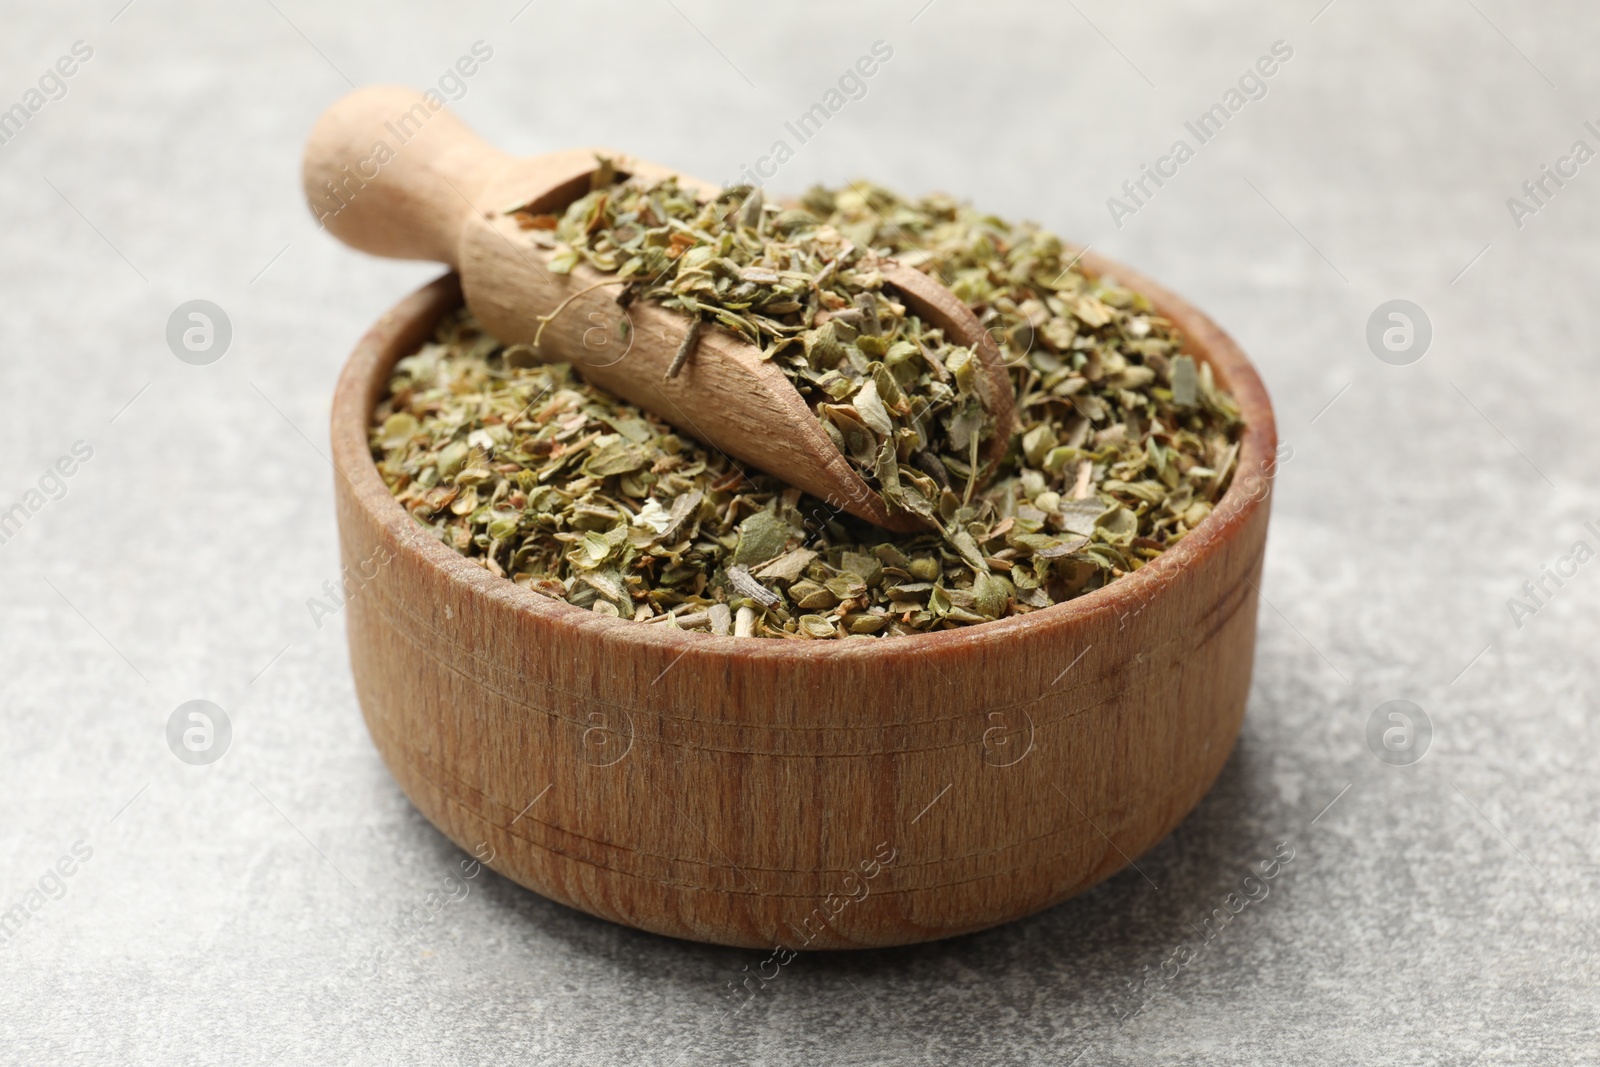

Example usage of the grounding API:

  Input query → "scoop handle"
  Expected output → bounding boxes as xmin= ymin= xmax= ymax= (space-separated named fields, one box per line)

xmin=301 ymin=85 xmax=512 ymax=265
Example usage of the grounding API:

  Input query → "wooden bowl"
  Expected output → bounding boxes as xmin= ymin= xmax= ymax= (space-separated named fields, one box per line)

xmin=330 ymin=258 xmax=1277 ymax=950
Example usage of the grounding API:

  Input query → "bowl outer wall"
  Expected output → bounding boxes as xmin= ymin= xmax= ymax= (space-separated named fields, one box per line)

xmin=330 ymin=258 xmax=1277 ymax=949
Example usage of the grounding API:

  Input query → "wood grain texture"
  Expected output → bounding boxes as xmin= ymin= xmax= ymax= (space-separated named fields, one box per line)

xmin=304 ymin=85 xmax=1012 ymax=531
xmin=330 ymin=254 xmax=1277 ymax=950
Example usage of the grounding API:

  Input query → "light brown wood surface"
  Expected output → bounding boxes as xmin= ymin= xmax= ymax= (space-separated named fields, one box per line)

xmin=304 ymin=85 xmax=1013 ymax=531
xmin=330 ymin=249 xmax=1278 ymax=950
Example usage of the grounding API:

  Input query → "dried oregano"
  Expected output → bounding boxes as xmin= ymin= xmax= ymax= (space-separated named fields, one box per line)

xmin=513 ymin=173 xmax=998 ymax=523
xmin=370 ymin=180 xmax=1242 ymax=639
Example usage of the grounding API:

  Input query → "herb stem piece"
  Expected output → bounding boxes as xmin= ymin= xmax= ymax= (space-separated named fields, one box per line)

xmin=664 ymin=316 xmax=703 ymax=381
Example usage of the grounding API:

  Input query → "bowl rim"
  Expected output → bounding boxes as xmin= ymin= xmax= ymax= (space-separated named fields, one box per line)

xmin=330 ymin=252 xmax=1277 ymax=661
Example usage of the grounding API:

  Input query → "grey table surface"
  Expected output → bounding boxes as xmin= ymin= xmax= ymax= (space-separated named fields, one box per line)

xmin=2 ymin=1 xmax=1597 ymax=1063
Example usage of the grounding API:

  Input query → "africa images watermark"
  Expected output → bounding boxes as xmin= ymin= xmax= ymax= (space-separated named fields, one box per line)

xmin=0 ymin=840 xmax=94 ymax=948
xmin=308 ymin=41 xmax=494 ymax=226
xmin=306 ymin=541 xmax=396 ymax=630
xmin=1106 ymin=40 xmax=1295 ymax=229
xmin=721 ymin=40 xmax=895 ymax=190
xmin=1505 ymin=119 xmax=1600 ymax=230
xmin=167 ymin=699 xmax=232 ymax=766
xmin=1112 ymin=840 xmax=1295 ymax=1022
xmin=365 ymin=842 xmax=495 ymax=976
xmin=1504 ymin=518 xmax=1600 ymax=629
xmin=0 ymin=440 xmax=95 ymax=547
xmin=0 ymin=40 xmax=94 ymax=149
xmin=720 ymin=841 xmax=898 ymax=1019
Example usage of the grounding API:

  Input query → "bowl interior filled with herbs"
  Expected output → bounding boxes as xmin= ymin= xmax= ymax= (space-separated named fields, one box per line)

xmin=368 ymin=178 xmax=1244 ymax=641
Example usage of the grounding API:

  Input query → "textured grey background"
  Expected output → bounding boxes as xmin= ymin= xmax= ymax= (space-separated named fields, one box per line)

xmin=2 ymin=1 xmax=1596 ymax=1063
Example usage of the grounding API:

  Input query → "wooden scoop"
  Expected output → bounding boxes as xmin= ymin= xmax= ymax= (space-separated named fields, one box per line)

xmin=302 ymin=86 xmax=1014 ymax=530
